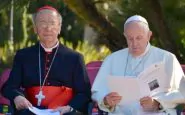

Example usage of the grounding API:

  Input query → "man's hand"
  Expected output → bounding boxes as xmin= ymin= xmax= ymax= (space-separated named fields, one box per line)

xmin=103 ymin=92 xmax=122 ymax=108
xmin=53 ymin=105 xmax=71 ymax=115
xmin=14 ymin=95 xmax=32 ymax=110
xmin=140 ymin=96 xmax=160 ymax=111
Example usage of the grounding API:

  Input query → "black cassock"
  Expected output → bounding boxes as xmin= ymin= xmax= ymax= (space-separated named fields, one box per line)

xmin=2 ymin=43 xmax=91 ymax=115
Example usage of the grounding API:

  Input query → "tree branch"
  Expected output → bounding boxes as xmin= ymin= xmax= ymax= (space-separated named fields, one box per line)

xmin=63 ymin=0 xmax=126 ymax=51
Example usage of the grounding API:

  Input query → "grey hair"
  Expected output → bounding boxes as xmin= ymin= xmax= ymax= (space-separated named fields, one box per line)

xmin=32 ymin=9 xmax=62 ymax=26
xmin=124 ymin=21 xmax=150 ymax=32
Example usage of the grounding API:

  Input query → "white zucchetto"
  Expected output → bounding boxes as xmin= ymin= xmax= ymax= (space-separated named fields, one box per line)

xmin=124 ymin=15 xmax=148 ymax=27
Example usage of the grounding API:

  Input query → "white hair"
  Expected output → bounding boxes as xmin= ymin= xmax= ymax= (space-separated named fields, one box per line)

xmin=32 ymin=9 xmax=62 ymax=26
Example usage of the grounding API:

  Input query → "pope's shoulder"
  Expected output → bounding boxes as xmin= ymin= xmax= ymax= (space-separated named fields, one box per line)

xmin=151 ymin=46 xmax=176 ymax=58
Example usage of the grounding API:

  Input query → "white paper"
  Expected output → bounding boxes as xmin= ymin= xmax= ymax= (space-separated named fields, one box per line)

xmin=29 ymin=107 xmax=60 ymax=115
xmin=139 ymin=111 xmax=166 ymax=115
xmin=108 ymin=77 xmax=143 ymax=104
xmin=107 ymin=62 xmax=168 ymax=104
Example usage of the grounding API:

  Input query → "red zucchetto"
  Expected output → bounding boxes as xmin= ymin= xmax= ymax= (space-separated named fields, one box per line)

xmin=37 ymin=5 xmax=58 ymax=13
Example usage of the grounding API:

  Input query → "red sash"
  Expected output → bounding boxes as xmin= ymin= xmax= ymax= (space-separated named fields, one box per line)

xmin=25 ymin=86 xmax=73 ymax=109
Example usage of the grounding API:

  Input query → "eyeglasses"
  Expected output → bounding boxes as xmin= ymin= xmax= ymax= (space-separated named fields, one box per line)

xmin=36 ymin=21 xmax=60 ymax=29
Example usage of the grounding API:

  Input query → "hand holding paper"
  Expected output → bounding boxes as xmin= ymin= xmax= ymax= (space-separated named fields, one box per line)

xmin=103 ymin=92 xmax=122 ymax=107
xmin=140 ymin=96 xmax=160 ymax=111
xmin=107 ymin=62 xmax=168 ymax=105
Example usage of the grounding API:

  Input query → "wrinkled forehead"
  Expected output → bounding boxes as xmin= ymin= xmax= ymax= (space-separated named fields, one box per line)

xmin=36 ymin=9 xmax=58 ymax=21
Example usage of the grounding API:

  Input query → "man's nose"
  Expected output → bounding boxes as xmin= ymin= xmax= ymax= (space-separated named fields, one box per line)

xmin=131 ymin=39 xmax=137 ymax=46
xmin=45 ymin=25 xmax=52 ymax=31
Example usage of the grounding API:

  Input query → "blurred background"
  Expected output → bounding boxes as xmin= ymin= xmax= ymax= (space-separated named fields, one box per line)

xmin=0 ymin=0 xmax=185 ymax=73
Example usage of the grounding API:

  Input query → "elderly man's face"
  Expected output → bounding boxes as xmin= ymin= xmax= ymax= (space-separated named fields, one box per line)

xmin=124 ymin=22 xmax=152 ymax=57
xmin=34 ymin=10 xmax=61 ymax=43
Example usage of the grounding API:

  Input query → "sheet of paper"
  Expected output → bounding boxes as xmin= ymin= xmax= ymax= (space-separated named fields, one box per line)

xmin=107 ymin=62 xmax=168 ymax=104
xmin=107 ymin=77 xmax=147 ymax=104
xmin=29 ymin=107 xmax=60 ymax=115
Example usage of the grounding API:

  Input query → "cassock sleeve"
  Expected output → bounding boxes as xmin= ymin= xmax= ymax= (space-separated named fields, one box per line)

xmin=91 ymin=55 xmax=114 ymax=112
xmin=2 ymin=50 xmax=25 ymax=102
xmin=153 ymin=54 xmax=185 ymax=109
xmin=68 ymin=54 xmax=91 ymax=113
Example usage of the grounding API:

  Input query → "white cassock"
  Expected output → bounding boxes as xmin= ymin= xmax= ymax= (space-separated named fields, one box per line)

xmin=91 ymin=43 xmax=185 ymax=115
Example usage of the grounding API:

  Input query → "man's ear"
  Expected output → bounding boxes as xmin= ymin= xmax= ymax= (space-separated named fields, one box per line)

xmin=149 ymin=31 xmax=152 ymax=36
xmin=148 ymin=30 xmax=152 ymax=40
xmin=58 ymin=25 xmax=61 ymax=35
xmin=58 ymin=30 xmax=61 ymax=34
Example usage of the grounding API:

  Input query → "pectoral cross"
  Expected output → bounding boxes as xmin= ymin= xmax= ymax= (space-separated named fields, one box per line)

xmin=35 ymin=90 xmax=45 ymax=106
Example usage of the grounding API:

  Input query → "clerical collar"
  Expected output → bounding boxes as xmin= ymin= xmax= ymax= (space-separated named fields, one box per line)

xmin=131 ymin=42 xmax=151 ymax=58
xmin=40 ymin=42 xmax=59 ymax=52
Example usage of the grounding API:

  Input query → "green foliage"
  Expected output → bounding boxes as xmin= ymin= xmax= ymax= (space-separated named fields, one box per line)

xmin=0 ymin=41 xmax=15 ymax=69
xmin=60 ymin=39 xmax=111 ymax=63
